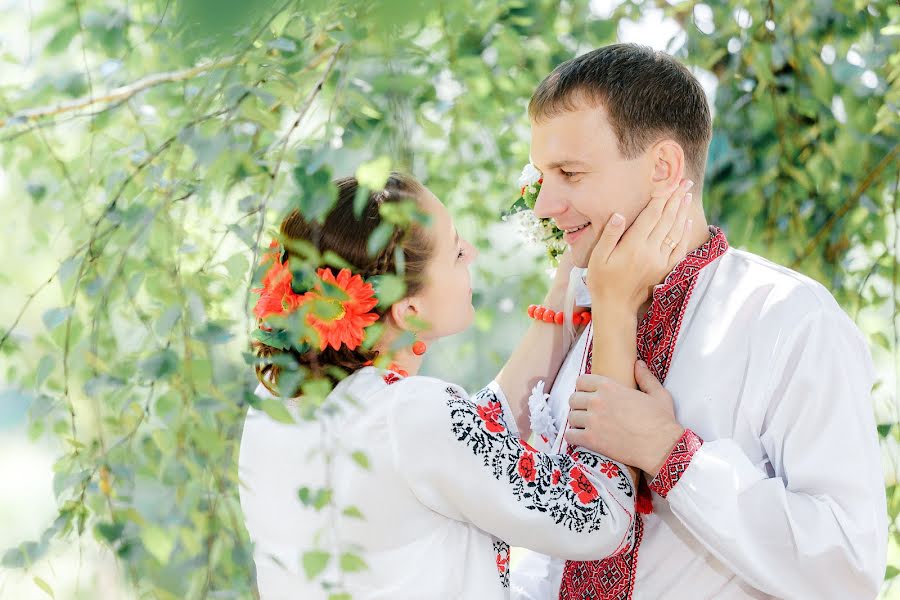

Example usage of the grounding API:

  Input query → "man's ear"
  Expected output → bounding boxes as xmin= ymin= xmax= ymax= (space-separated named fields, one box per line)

xmin=650 ymin=139 xmax=687 ymax=191
xmin=389 ymin=298 xmax=420 ymax=331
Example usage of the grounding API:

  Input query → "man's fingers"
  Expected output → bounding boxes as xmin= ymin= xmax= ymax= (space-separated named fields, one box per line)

xmin=564 ymin=428 xmax=589 ymax=449
xmin=568 ymin=391 xmax=593 ymax=411
xmin=575 ymin=374 xmax=606 ymax=392
xmin=634 ymin=360 xmax=664 ymax=395
xmin=567 ymin=408 xmax=589 ymax=429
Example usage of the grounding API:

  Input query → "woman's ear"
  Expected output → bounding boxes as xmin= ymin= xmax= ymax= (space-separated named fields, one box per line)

xmin=650 ymin=139 xmax=687 ymax=191
xmin=389 ymin=298 xmax=420 ymax=331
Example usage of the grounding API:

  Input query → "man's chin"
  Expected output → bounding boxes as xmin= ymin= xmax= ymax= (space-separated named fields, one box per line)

xmin=569 ymin=240 xmax=594 ymax=269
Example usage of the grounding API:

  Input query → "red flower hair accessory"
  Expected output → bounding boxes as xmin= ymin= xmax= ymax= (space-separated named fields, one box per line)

xmin=252 ymin=241 xmax=379 ymax=352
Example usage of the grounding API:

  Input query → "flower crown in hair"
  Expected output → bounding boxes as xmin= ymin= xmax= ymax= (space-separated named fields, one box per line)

xmin=251 ymin=240 xmax=379 ymax=352
xmin=506 ymin=162 xmax=566 ymax=261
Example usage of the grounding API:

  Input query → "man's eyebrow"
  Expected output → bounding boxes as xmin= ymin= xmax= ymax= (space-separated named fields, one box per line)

xmin=539 ymin=159 xmax=591 ymax=170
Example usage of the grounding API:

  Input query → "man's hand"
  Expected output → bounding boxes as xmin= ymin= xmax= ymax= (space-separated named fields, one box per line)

xmin=565 ymin=360 xmax=684 ymax=477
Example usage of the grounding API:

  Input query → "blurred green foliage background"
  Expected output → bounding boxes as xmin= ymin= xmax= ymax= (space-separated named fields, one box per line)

xmin=0 ymin=0 xmax=896 ymax=598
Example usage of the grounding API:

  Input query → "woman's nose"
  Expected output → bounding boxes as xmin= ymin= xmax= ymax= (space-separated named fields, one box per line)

xmin=466 ymin=241 xmax=479 ymax=263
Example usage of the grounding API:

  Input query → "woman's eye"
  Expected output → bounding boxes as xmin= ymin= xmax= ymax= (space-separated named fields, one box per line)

xmin=562 ymin=170 xmax=579 ymax=178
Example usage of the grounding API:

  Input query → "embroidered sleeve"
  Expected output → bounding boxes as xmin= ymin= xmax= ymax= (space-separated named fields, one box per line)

xmin=648 ymin=428 xmax=703 ymax=498
xmin=388 ymin=377 xmax=636 ymax=562
xmin=473 ymin=381 xmax=520 ymax=438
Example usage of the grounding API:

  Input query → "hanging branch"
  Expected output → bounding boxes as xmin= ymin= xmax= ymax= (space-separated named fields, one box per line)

xmin=0 ymin=56 xmax=237 ymax=128
xmin=791 ymin=144 xmax=899 ymax=268
xmin=243 ymin=43 xmax=344 ymax=318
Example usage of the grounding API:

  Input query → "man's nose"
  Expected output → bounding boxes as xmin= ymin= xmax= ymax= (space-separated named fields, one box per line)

xmin=532 ymin=181 xmax=566 ymax=219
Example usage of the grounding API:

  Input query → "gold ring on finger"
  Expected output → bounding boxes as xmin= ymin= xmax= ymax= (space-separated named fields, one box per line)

xmin=663 ymin=236 xmax=677 ymax=249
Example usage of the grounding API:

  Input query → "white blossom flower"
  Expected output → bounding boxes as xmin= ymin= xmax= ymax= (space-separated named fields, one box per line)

xmin=528 ymin=380 xmax=557 ymax=442
xmin=517 ymin=162 xmax=543 ymax=188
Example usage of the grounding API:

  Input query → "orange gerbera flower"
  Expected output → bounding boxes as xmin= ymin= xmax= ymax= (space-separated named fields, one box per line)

xmin=303 ymin=268 xmax=379 ymax=351
xmin=252 ymin=239 xmax=379 ymax=351
xmin=252 ymin=242 xmax=303 ymax=321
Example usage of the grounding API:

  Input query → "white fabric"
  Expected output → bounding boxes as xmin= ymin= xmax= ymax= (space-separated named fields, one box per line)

xmin=512 ymin=247 xmax=888 ymax=600
xmin=239 ymin=368 xmax=637 ymax=600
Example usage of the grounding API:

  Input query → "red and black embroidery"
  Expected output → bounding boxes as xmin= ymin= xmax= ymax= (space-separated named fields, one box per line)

xmin=447 ymin=386 xmax=634 ymax=533
xmin=494 ymin=539 xmax=510 ymax=588
xmin=559 ymin=513 xmax=645 ymax=600
xmin=648 ymin=428 xmax=704 ymax=498
xmin=382 ymin=372 xmax=402 ymax=386
xmin=560 ymin=227 xmax=728 ymax=600
xmin=636 ymin=227 xmax=729 ymax=383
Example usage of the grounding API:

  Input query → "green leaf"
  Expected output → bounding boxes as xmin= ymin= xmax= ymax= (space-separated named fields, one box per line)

xmin=871 ymin=332 xmax=892 ymax=351
xmin=41 ymin=307 xmax=73 ymax=331
xmin=192 ymin=321 xmax=234 ymax=344
xmin=312 ymin=488 xmax=333 ymax=510
xmin=366 ymin=222 xmax=394 ymax=257
xmin=370 ymin=274 xmax=406 ymax=308
xmin=33 ymin=576 xmax=54 ymax=598
xmin=356 ymin=156 xmax=392 ymax=190
xmin=94 ymin=521 xmax=124 ymax=543
xmin=138 ymin=349 xmax=179 ymax=379
xmin=154 ymin=305 xmax=182 ymax=337
xmin=339 ymin=552 xmax=367 ymax=573
xmin=342 ymin=506 xmax=364 ymax=520
xmin=350 ymin=450 xmax=370 ymax=470
xmin=878 ymin=424 xmax=893 ymax=438
xmin=140 ymin=526 xmax=175 ymax=564
xmin=34 ymin=355 xmax=56 ymax=387
xmin=258 ymin=397 xmax=295 ymax=424
xmin=251 ymin=328 xmax=294 ymax=350
xmin=301 ymin=550 xmax=330 ymax=580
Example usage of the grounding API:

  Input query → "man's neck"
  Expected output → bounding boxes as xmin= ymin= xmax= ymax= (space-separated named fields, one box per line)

xmin=636 ymin=209 xmax=711 ymax=320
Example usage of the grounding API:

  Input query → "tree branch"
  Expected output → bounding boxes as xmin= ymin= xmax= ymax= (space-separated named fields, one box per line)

xmin=0 ymin=56 xmax=237 ymax=128
xmin=791 ymin=144 xmax=899 ymax=267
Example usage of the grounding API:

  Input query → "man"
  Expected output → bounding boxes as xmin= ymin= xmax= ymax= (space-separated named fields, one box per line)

xmin=508 ymin=44 xmax=887 ymax=599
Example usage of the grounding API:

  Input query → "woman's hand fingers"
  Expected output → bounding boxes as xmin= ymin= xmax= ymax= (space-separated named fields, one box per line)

xmin=587 ymin=212 xmax=626 ymax=267
xmin=669 ymin=218 xmax=694 ymax=270
xmin=625 ymin=183 xmax=676 ymax=241
xmin=648 ymin=179 xmax=694 ymax=247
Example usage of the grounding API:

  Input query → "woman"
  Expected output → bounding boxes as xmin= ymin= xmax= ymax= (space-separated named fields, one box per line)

xmin=238 ymin=173 xmax=692 ymax=599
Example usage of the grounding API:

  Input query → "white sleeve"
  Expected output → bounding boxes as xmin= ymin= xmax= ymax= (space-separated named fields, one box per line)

xmin=387 ymin=377 xmax=637 ymax=560
xmin=509 ymin=549 xmax=559 ymax=600
xmin=658 ymin=308 xmax=888 ymax=599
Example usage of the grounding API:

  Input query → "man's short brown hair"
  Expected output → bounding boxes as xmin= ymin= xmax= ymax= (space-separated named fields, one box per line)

xmin=529 ymin=44 xmax=712 ymax=179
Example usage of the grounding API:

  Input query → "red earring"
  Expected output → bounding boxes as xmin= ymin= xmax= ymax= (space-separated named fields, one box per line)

xmin=412 ymin=340 xmax=427 ymax=356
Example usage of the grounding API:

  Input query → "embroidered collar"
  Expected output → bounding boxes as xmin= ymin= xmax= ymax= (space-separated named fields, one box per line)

xmin=638 ymin=226 xmax=729 ymax=384
xmin=653 ymin=226 xmax=729 ymax=295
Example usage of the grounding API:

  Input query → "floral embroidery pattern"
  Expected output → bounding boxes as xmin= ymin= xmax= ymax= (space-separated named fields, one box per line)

xmin=447 ymin=386 xmax=634 ymax=532
xmin=600 ymin=461 xmax=621 ymax=479
xmin=382 ymin=372 xmax=402 ymax=386
xmin=494 ymin=539 xmax=510 ymax=588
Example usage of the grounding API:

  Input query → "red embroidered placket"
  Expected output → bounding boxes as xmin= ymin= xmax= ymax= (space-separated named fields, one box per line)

xmin=558 ymin=228 xmax=728 ymax=600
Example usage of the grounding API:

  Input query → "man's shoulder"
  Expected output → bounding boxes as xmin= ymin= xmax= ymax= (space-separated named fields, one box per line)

xmin=714 ymin=247 xmax=843 ymax=318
